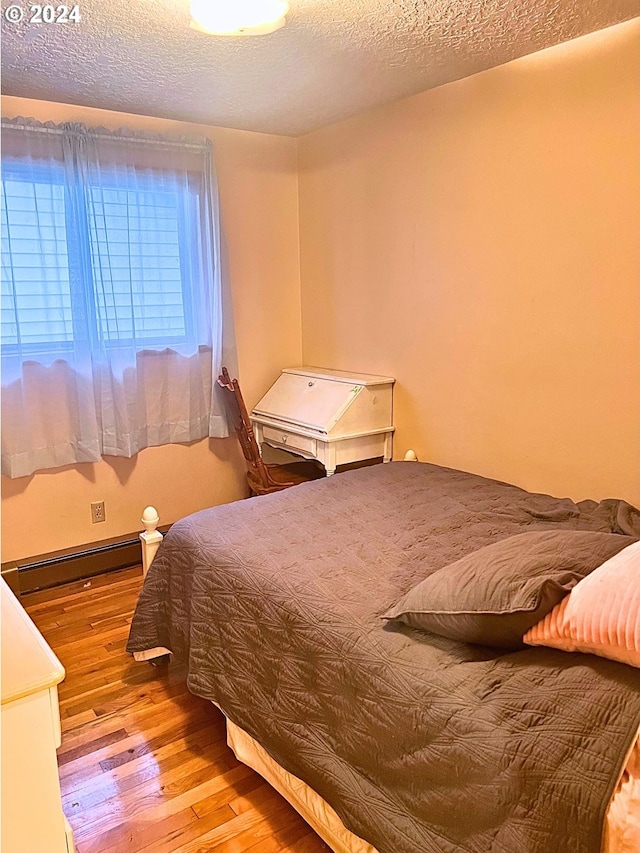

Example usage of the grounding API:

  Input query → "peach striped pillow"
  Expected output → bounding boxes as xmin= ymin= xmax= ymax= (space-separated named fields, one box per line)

xmin=523 ymin=540 xmax=640 ymax=667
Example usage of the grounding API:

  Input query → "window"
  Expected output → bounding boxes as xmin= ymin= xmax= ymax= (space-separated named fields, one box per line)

xmin=2 ymin=164 xmax=202 ymax=356
xmin=2 ymin=171 xmax=71 ymax=349
xmin=1 ymin=119 xmax=235 ymax=479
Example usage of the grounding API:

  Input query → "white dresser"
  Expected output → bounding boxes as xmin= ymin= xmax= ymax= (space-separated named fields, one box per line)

xmin=251 ymin=367 xmax=395 ymax=476
xmin=1 ymin=579 xmax=74 ymax=853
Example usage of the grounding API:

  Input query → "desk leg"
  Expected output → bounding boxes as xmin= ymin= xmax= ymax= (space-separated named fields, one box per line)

xmin=253 ymin=423 xmax=264 ymax=455
xmin=325 ymin=445 xmax=336 ymax=476
xmin=383 ymin=432 xmax=393 ymax=464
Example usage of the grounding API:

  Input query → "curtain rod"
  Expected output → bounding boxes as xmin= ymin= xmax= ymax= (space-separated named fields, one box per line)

xmin=1 ymin=120 xmax=208 ymax=151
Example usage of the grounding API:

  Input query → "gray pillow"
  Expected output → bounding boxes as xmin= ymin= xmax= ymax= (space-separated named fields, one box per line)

xmin=382 ymin=530 xmax=635 ymax=649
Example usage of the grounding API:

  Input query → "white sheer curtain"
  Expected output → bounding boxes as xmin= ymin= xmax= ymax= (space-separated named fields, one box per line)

xmin=1 ymin=118 xmax=236 ymax=478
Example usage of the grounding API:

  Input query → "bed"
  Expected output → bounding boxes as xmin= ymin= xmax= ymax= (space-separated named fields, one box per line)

xmin=127 ymin=461 xmax=640 ymax=853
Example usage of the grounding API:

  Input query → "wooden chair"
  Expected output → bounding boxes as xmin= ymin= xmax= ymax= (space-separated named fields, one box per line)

xmin=217 ymin=367 xmax=325 ymax=496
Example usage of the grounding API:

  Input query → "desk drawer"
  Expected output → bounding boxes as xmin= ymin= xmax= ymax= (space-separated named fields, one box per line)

xmin=262 ymin=426 xmax=317 ymax=457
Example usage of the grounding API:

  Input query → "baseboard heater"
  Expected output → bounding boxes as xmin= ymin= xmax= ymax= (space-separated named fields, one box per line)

xmin=1 ymin=527 xmax=169 ymax=596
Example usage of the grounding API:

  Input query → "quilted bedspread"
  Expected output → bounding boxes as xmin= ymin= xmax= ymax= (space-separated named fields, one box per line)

xmin=127 ymin=462 xmax=640 ymax=853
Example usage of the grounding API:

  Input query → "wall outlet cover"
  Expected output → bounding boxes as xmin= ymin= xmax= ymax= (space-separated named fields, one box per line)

xmin=90 ymin=501 xmax=106 ymax=523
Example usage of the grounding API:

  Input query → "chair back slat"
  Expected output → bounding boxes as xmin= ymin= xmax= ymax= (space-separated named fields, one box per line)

xmin=217 ymin=367 xmax=269 ymax=484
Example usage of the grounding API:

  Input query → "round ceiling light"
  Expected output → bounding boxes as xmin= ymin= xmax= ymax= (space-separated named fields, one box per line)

xmin=190 ymin=0 xmax=290 ymax=36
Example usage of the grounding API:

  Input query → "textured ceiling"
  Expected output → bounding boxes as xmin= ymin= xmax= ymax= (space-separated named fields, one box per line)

xmin=1 ymin=0 xmax=638 ymax=136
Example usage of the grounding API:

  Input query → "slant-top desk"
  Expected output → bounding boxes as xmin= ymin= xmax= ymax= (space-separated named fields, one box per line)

xmin=251 ymin=367 xmax=395 ymax=476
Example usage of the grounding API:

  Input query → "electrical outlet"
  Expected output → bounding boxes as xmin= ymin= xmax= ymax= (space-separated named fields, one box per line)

xmin=91 ymin=501 xmax=106 ymax=524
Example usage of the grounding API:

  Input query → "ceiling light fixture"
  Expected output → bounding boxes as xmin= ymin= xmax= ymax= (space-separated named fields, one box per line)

xmin=190 ymin=0 xmax=290 ymax=36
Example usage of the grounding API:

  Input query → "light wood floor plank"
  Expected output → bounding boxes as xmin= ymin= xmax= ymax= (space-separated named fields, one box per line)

xmin=71 ymin=765 xmax=256 ymax=844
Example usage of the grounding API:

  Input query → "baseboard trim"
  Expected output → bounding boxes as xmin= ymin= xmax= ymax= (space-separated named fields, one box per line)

xmin=2 ymin=527 xmax=170 ymax=596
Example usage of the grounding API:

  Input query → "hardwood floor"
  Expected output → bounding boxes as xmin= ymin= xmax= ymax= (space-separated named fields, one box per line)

xmin=23 ymin=567 xmax=330 ymax=853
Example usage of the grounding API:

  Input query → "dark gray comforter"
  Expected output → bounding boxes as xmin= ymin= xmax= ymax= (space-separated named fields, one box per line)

xmin=127 ymin=462 xmax=640 ymax=853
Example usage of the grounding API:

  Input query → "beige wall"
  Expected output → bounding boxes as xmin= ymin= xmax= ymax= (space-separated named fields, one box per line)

xmin=1 ymin=97 xmax=302 ymax=562
xmin=298 ymin=20 xmax=640 ymax=507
